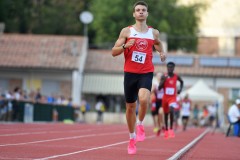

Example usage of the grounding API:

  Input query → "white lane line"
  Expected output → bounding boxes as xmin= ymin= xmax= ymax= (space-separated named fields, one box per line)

xmin=34 ymin=141 xmax=128 ymax=160
xmin=0 ymin=157 xmax=32 ymax=160
xmin=0 ymin=125 xmax=123 ymax=137
xmin=167 ymin=129 xmax=210 ymax=160
xmin=34 ymin=135 xmax=156 ymax=160
xmin=0 ymin=128 xmax=102 ymax=137
xmin=0 ymin=131 xmax=126 ymax=147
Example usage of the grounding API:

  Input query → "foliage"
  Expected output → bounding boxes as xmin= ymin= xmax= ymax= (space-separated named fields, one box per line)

xmin=0 ymin=0 xmax=86 ymax=35
xmin=90 ymin=0 xmax=204 ymax=51
xmin=0 ymin=0 xmax=205 ymax=52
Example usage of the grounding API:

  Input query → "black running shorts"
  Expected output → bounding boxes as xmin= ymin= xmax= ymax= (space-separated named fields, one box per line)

xmin=124 ymin=72 xmax=153 ymax=103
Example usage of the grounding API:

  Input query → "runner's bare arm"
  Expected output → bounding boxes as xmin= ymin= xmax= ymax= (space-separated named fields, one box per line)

xmin=158 ymin=75 xmax=166 ymax=90
xmin=177 ymin=75 xmax=184 ymax=94
xmin=153 ymin=29 xmax=166 ymax=62
xmin=112 ymin=27 xmax=134 ymax=57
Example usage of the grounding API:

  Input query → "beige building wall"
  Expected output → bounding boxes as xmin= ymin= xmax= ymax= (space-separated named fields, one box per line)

xmin=179 ymin=0 xmax=240 ymax=56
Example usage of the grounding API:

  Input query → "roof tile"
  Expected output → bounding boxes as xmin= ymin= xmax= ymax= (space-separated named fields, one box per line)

xmin=0 ymin=34 xmax=84 ymax=70
xmin=86 ymin=50 xmax=240 ymax=78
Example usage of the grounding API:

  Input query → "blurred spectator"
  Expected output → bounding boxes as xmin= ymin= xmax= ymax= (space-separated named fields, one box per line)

xmin=35 ymin=88 xmax=42 ymax=103
xmin=228 ymin=99 xmax=240 ymax=137
xmin=47 ymin=94 xmax=55 ymax=104
xmin=12 ymin=87 xmax=21 ymax=121
xmin=67 ymin=97 xmax=73 ymax=107
xmin=13 ymin=87 xmax=21 ymax=100
xmin=0 ymin=94 xmax=7 ymax=120
xmin=21 ymin=90 xmax=28 ymax=100
xmin=192 ymin=104 xmax=200 ymax=127
xmin=80 ymin=99 xmax=87 ymax=122
xmin=199 ymin=105 xmax=209 ymax=127
xmin=95 ymin=98 xmax=105 ymax=124
xmin=208 ymin=103 xmax=217 ymax=128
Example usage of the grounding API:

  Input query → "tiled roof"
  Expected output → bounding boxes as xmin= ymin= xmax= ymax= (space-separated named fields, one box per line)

xmin=86 ymin=50 xmax=125 ymax=73
xmin=86 ymin=50 xmax=240 ymax=78
xmin=0 ymin=34 xmax=84 ymax=70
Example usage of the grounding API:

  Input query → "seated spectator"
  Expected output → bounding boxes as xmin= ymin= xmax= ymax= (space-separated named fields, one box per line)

xmin=228 ymin=99 xmax=240 ymax=137
xmin=199 ymin=105 xmax=209 ymax=127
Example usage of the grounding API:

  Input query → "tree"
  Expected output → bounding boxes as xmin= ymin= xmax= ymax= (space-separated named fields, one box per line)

xmin=0 ymin=0 xmax=86 ymax=35
xmin=0 ymin=0 xmax=205 ymax=52
xmin=90 ymin=0 xmax=204 ymax=52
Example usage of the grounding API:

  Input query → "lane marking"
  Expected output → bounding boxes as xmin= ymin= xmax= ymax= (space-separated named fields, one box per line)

xmin=0 ymin=131 xmax=126 ymax=147
xmin=167 ymin=129 xmax=209 ymax=160
xmin=0 ymin=157 xmax=32 ymax=160
xmin=34 ymin=135 xmax=156 ymax=160
xmin=0 ymin=129 xmax=104 ymax=137
xmin=0 ymin=126 xmax=124 ymax=137
xmin=34 ymin=141 xmax=128 ymax=160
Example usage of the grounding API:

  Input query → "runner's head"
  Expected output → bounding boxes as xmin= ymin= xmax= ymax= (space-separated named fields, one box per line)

xmin=133 ymin=1 xmax=149 ymax=21
xmin=167 ymin=61 xmax=175 ymax=75
xmin=133 ymin=1 xmax=148 ymax=12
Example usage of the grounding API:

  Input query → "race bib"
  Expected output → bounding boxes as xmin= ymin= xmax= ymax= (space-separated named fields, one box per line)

xmin=165 ymin=87 xmax=175 ymax=95
xmin=131 ymin=51 xmax=146 ymax=64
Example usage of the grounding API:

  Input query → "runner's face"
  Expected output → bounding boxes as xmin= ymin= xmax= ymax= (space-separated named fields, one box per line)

xmin=167 ymin=65 xmax=174 ymax=74
xmin=133 ymin=5 xmax=148 ymax=20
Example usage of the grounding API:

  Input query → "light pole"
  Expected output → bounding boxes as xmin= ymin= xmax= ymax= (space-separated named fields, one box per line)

xmin=79 ymin=11 xmax=93 ymax=37
xmin=72 ymin=11 xmax=93 ymax=107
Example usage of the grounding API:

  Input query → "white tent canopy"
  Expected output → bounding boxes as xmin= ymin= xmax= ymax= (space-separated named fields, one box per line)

xmin=180 ymin=79 xmax=223 ymax=102
xmin=180 ymin=79 xmax=225 ymax=127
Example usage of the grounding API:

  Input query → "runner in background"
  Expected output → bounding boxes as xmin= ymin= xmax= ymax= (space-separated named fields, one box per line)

xmin=150 ymin=72 xmax=164 ymax=136
xmin=158 ymin=61 xmax=184 ymax=139
xmin=181 ymin=94 xmax=192 ymax=131
xmin=150 ymin=91 xmax=158 ymax=131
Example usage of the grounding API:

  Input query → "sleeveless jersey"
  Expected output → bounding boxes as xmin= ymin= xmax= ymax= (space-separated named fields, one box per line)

xmin=181 ymin=99 xmax=191 ymax=116
xmin=124 ymin=26 xmax=155 ymax=73
xmin=163 ymin=73 xmax=178 ymax=98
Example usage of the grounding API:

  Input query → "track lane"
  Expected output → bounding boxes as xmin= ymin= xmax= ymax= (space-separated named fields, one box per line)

xmin=0 ymin=123 xmax=207 ymax=160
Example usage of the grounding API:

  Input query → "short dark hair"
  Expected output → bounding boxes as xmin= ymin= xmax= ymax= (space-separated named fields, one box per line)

xmin=167 ymin=61 xmax=175 ymax=67
xmin=133 ymin=1 xmax=148 ymax=12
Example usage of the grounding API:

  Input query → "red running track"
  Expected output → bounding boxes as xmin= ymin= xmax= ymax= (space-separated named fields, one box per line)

xmin=0 ymin=123 xmax=238 ymax=160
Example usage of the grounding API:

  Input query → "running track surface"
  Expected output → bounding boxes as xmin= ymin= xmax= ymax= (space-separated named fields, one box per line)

xmin=0 ymin=123 xmax=239 ymax=160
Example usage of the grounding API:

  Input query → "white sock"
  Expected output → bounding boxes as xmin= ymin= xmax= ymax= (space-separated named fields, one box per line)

xmin=129 ymin=132 xmax=136 ymax=139
xmin=137 ymin=120 xmax=143 ymax=125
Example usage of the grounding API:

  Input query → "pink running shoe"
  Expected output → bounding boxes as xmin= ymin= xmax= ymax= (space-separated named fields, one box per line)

xmin=164 ymin=130 xmax=169 ymax=139
xmin=136 ymin=125 xmax=145 ymax=142
xmin=128 ymin=138 xmax=136 ymax=155
xmin=169 ymin=129 xmax=175 ymax=138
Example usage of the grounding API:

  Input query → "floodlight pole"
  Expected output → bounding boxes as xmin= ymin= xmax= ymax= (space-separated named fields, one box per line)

xmin=72 ymin=11 xmax=93 ymax=106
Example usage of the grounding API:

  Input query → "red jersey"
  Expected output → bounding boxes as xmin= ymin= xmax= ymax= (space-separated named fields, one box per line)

xmin=124 ymin=26 xmax=155 ymax=73
xmin=163 ymin=73 xmax=178 ymax=98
